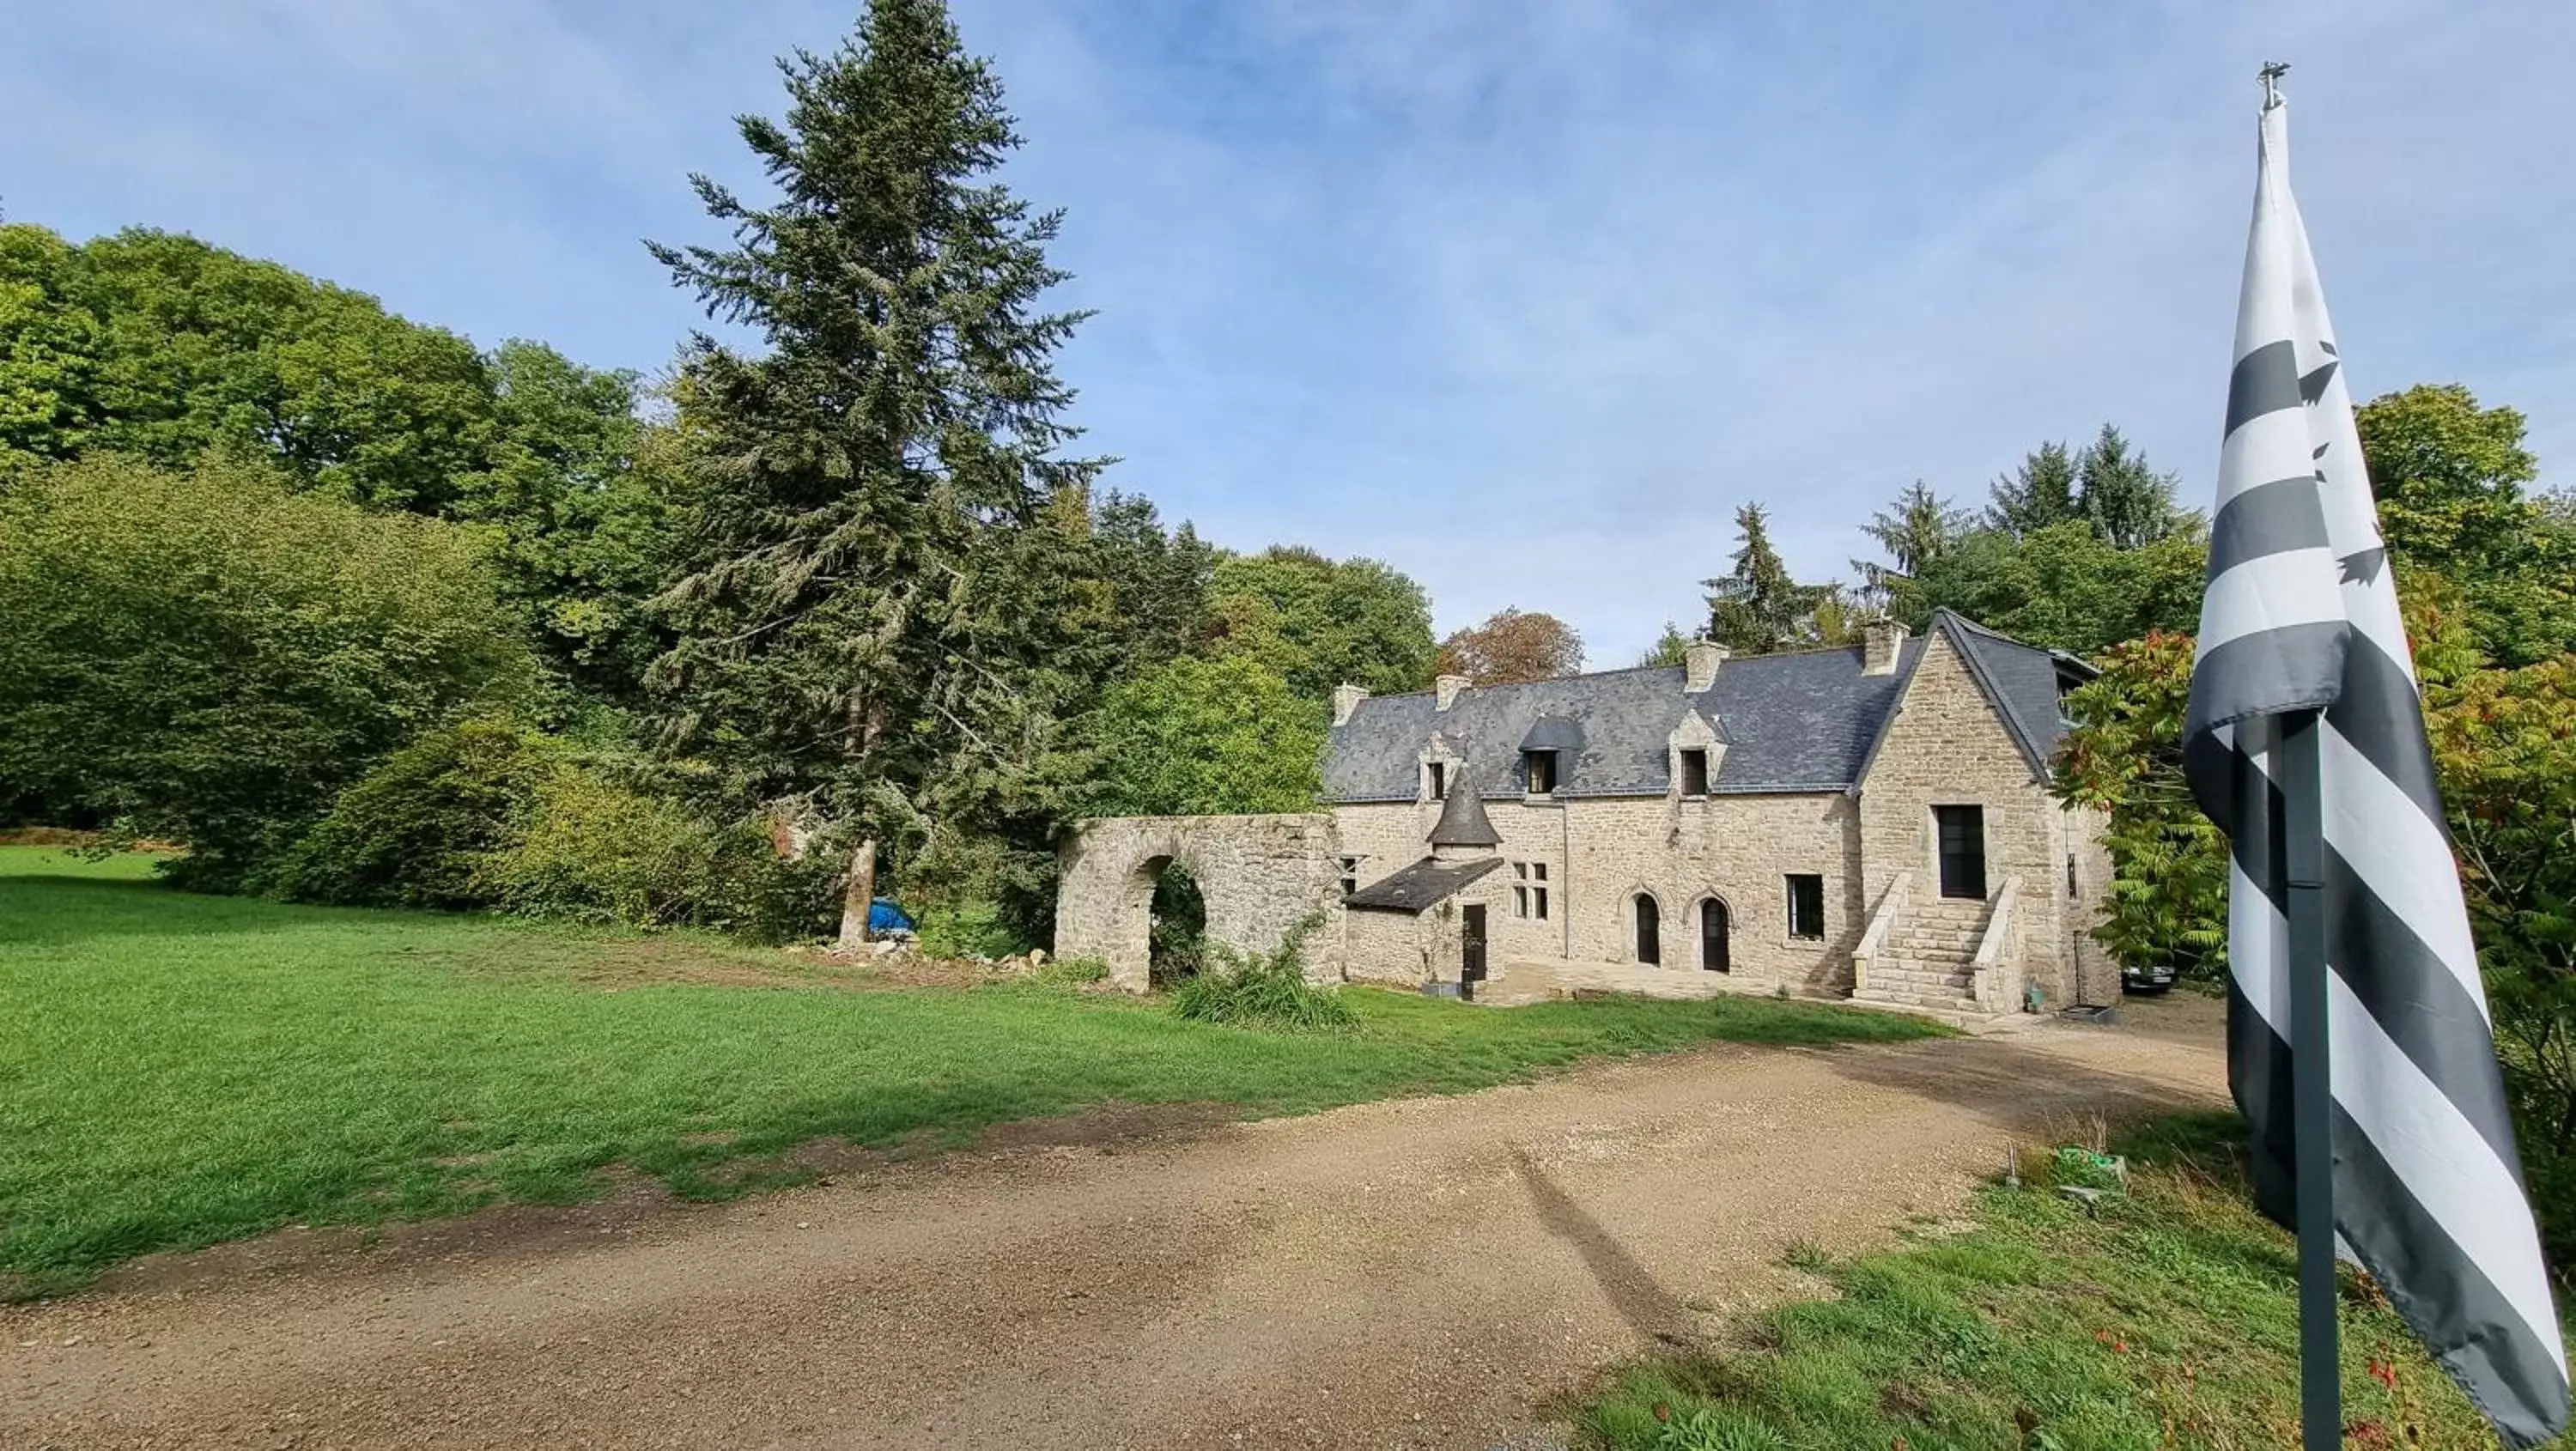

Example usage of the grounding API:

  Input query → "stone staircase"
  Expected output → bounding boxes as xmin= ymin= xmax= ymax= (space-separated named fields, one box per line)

xmin=1853 ymin=895 xmax=1991 ymax=1017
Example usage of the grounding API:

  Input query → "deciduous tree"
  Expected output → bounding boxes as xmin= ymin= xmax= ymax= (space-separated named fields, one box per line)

xmin=0 ymin=457 xmax=534 ymax=885
xmin=2359 ymin=384 xmax=2576 ymax=666
xmin=1436 ymin=607 xmax=1584 ymax=684
xmin=1205 ymin=546 xmax=1435 ymax=698
xmin=1071 ymin=655 xmax=1322 ymax=818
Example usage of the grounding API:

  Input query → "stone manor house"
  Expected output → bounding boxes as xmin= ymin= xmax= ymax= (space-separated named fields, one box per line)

xmin=1054 ymin=611 xmax=2120 ymax=1020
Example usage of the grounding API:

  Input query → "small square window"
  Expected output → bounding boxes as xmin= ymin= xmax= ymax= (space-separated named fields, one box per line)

xmin=1786 ymin=873 xmax=1825 ymax=940
xmin=1680 ymin=749 xmax=1710 ymax=797
xmin=1524 ymin=750 xmax=1558 ymax=795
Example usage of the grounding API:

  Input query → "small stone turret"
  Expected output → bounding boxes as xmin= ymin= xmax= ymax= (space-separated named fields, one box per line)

xmin=1426 ymin=775 xmax=1500 ymax=857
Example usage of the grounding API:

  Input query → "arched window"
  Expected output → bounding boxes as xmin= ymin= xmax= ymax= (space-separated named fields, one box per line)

xmin=1634 ymin=894 xmax=1661 ymax=966
xmin=1698 ymin=897 xmax=1729 ymax=973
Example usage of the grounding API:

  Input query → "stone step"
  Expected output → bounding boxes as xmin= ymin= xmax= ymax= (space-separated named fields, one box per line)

xmin=1874 ymin=953 xmax=1975 ymax=973
xmin=1852 ymin=989 xmax=1983 ymax=1015
xmin=1867 ymin=972 xmax=1971 ymax=989
xmin=1886 ymin=932 xmax=1979 ymax=952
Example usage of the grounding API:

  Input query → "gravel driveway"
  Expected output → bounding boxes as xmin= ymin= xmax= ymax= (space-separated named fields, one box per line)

xmin=2 ymin=999 xmax=2226 ymax=1450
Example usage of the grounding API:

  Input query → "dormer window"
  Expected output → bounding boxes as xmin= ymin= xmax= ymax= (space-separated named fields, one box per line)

xmin=1426 ymin=761 xmax=1448 ymax=800
xmin=1523 ymin=750 xmax=1558 ymax=796
xmin=1679 ymin=748 xmax=1710 ymax=797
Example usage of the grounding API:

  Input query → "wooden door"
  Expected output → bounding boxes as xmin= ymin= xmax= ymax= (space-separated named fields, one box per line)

xmin=1700 ymin=899 xmax=1729 ymax=972
xmin=1461 ymin=904 xmax=1487 ymax=999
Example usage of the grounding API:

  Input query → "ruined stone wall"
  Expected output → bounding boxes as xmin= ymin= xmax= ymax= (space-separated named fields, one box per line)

xmin=1054 ymin=813 xmax=1343 ymax=993
xmin=1853 ymin=630 xmax=2107 ymax=1007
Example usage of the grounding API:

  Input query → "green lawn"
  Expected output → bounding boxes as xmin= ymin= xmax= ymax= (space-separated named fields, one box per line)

xmin=0 ymin=847 xmax=1943 ymax=1294
xmin=1572 ymin=1114 xmax=2566 ymax=1450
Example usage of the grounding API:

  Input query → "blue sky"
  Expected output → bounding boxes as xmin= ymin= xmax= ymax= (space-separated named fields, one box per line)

xmin=6 ymin=0 xmax=2570 ymax=664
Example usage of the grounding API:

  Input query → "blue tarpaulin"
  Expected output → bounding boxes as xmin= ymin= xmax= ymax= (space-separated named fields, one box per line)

xmin=866 ymin=898 xmax=915 ymax=935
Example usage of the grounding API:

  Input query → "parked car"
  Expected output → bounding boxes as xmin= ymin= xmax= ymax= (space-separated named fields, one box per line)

xmin=2122 ymin=960 xmax=2178 ymax=995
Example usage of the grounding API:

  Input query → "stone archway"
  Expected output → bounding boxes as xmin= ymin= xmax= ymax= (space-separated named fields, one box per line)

xmin=1055 ymin=813 xmax=1346 ymax=993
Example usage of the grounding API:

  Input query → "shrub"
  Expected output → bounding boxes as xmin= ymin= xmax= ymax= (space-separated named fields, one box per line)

xmin=0 ymin=455 xmax=534 ymax=887
xmin=1034 ymin=955 xmax=1111 ymax=986
xmin=915 ymin=900 xmax=1033 ymax=961
xmin=1170 ymin=915 xmax=1353 ymax=1031
xmin=259 ymin=719 xmax=560 ymax=908
xmin=473 ymin=768 xmax=714 ymax=927
xmin=470 ymin=768 xmax=837 ymax=942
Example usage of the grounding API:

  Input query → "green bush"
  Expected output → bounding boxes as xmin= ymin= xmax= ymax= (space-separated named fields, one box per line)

xmin=1170 ymin=916 xmax=1352 ymax=1031
xmin=259 ymin=719 xmax=560 ymax=908
xmin=471 ymin=768 xmax=836 ymax=942
xmin=915 ymin=900 xmax=1033 ymax=961
xmin=474 ymin=768 xmax=712 ymax=927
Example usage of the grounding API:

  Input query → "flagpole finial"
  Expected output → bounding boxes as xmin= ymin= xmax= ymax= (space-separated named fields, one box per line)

xmin=2259 ymin=61 xmax=2290 ymax=111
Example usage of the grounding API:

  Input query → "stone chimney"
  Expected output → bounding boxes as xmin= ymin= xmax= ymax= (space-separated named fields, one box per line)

xmin=1683 ymin=640 xmax=1728 ymax=694
xmin=1435 ymin=674 xmax=1472 ymax=712
xmin=1862 ymin=616 xmax=1910 ymax=676
xmin=1331 ymin=683 xmax=1370 ymax=726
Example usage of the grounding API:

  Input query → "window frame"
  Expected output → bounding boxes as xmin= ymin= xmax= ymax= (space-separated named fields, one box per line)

xmin=1523 ymin=749 xmax=1558 ymax=796
xmin=1784 ymin=872 xmax=1826 ymax=941
xmin=1511 ymin=861 xmax=1551 ymax=920
xmin=1679 ymin=748 xmax=1710 ymax=798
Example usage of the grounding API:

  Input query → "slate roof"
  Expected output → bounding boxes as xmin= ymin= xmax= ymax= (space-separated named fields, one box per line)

xmin=1344 ymin=855 xmax=1504 ymax=912
xmin=1427 ymin=777 xmax=1501 ymax=847
xmin=1321 ymin=611 xmax=2087 ymax=803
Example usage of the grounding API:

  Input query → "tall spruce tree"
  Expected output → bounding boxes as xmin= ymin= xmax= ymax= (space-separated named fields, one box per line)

xmin=1851 ymin=479 xmax=1969 ymax=606
xmin=645 ymin=0 xmax=1101 ymax=897
xmin=1985 ymin=440 xmax=2078 ymax=538
xmin=1704 ymin=503 xmax=1845 ymax=656
xmin=2073 ymin=423 xmax=2185 ymax=548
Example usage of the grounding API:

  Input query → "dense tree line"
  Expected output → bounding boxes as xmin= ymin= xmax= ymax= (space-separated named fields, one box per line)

xmin=0 ymin=0 xmax=1436 ymax=944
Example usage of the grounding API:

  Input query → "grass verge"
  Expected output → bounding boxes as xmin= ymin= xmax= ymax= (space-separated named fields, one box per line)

xmin=0 ymin=848 xmax=1946 ymax=1294
xmin=1571 ymin=1112 xmax=2561 ymax=1450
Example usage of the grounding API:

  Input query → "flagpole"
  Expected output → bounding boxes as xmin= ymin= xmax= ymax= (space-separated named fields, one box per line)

xmin=2281 ymin=703 xmax=2340 ymax=1446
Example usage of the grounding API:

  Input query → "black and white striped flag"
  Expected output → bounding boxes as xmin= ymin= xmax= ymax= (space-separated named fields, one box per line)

xmin=2182 ymin=96 xmax=2568 ymax=1445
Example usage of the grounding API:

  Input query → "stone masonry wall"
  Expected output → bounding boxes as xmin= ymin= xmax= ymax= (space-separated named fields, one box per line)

xmin=1333 ymin=787 xmax=1863 ymax=994
xmin=1853 ymin=630 xmax=2115 ymax=1009
xmin=1054 ymin=813 xmax=1344 ymax=993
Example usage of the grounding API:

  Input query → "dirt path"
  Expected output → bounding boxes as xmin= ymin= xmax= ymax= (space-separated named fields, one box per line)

xmin=2 ymin=1002 xmax=2225 ymax=1450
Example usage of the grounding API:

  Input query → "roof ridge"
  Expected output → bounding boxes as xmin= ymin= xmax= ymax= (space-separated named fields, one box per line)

xmin=1347 ymin=645 xmax=1886 ymax=708
xmin=1346 ymin=660 xmax=1684 ymax=704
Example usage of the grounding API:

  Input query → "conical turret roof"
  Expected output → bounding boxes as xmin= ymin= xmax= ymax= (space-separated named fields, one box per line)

xmin=1427 ymin=775 xmax=1501 ymax=848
